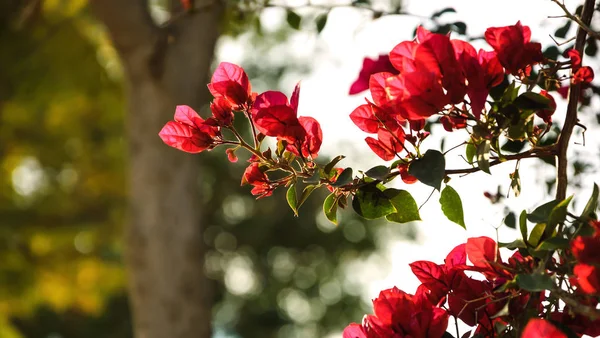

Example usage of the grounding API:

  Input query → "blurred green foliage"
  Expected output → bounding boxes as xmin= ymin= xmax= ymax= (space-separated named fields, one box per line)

xmin=0 ymin=1 xmax=414 ymax=337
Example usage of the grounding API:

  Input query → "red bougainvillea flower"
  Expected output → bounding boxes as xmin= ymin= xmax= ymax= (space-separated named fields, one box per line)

xmin=252 ymin=83 xmax=323 ymax=158
xmin=573 ymin=66 xmax=594 ymax=84
xmin=440 ymin=114 xmax=468 ymax=132
xmin=343 ymin=287 xmax=448 ymax=338
xmin=397 ymin=163 xmax=417 ymax=184
xmin=207 ymin=62 xmax=252 ymax=108
xmin=567 ymin=49 xmax=582 ymax=69
xmin=350 ymin=101 xmax=401 ymax=134
xmin=252 ymin=88 xmax=306 ymax=143
xmin=286 ymin=116 xmax=323 ymax=159
xmin=241 ymin=162 xmax=274 ymax=198
xmin=390 ymin=28 xmax=467 ymax=104
xmin=211 ymin=97 xmax=234 ymax=126
xmin=573 ymin=263 xmax=600 ymax=295
xmin=522 ymin=318 xmax=566 ymax=338
xmin=349 ymin=55 xmax=399 ymax=95
xmin=536 ymin=90 xmax=556 ymax=123
xmin=451 ymin=40 xmax=504 ymax=117
xmin=484 ymin=21 xmax=543 ymax=77
xmin=365 ymin=127 xmax=405 ymax=161
xmin=159 ymin=105 xmax=221 ymax=153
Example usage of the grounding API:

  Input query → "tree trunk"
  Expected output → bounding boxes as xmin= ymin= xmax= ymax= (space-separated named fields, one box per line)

xmin=90 ymin=1 xmax=222 ymax=337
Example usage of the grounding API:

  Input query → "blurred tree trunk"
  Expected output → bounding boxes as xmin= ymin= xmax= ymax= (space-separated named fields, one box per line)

xmin=90 ymin=1 xmax=222 ymax=337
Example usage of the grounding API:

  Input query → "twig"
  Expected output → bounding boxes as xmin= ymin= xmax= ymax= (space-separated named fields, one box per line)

xmin=554 ymin=0 xmax=596 ymax=201
xmin=553 ymin=288 xmax=600 ymax=320
xmin=551 ymin=0 xmax=600 ymax=40
xmin=445 ymin=146 xmax=557 ymax=176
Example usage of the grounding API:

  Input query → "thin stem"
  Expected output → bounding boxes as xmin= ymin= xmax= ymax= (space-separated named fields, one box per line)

xmin=263 ymin=1 xmax=426 ymax=19
xmin=419 ymin=188 xmax=436 ymax=210
xmin=551 ymin=0 xmax=600 ymax=40
xmin=555 ymin=0 xmax=596 ymax=201
xmin=244 ymin=109 xmax=260 ymax=149
xmin=454 ymin=316 xmax=460 ymax=338
xmin=228 ymin=126 xmax=267 ymax=161
xmin=445 ymin=146 xmax=557 ymax=176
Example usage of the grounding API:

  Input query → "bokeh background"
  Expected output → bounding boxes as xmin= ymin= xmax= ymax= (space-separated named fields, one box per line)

xmin=1 ymin=0 xmax=599 ymax=337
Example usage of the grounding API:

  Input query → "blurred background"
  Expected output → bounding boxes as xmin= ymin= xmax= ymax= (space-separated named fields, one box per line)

xmin=1 ymin=0 xmax=599 ymax=337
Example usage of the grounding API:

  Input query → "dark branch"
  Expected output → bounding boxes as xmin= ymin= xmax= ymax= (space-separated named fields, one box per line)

xmin=555 ymin=0 xmax=596 ymax=201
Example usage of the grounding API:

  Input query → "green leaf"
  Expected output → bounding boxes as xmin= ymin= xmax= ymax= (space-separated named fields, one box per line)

xmin=298 ymin=185 xmax=316 ymax=209
xmin=286 ymin=184 xmax=298 ymax=216
xmin=510 ymin=169 xmax=521 ymax=197
xmin=527 ymin=200 xmax=560 ymax=223
xmin=537 ymin=237 xmax=569 ymax=251
xmin=581 ymin=183 xmax=599 ymax=220
xmin=501 ymin=81 xmax=519 ymax=103
xmin=501 ymin=139 xmax=526 ymax=153
xmin=514 ymin=92 xmax=552 ymax=111
xmin=504 ymin=212 xmax=516 ymax=229
xmin=303 ymin=170 xmax=321 ymax=184
xmin=519 ymin=210 xmax=528 ymax=243
xmin=286 ymin=10 xmax=302 ymax=30
xmin=431 ymin=7 xmax=456 ymax=19
xmin=315 ymin=12 xmax=328 ymax=33
xmin=516 ymin=273 xmax=555 ymax=292
xmin=331 ymin=168 xmax=353 ymax=187
xmin=323 ymin=193 xmax=338 ymax=225
xmin=476 ymin=140 xmax=491 ymax=174
xmin=546 ymin=195 xmax=573 ymax=235
xmin=384 ymin=189 xmax=421 ymax=223
xmin=364 ymin=165 xmax=389 ymax=180
xmin=465 ymin=142 xmax=476 ymax=164
xmin=451 ymin=21 xmax=467 ymax=35
xmin=555 ymin=20 xmax=572 ymax=39
xmin=408 ymin=150 xmax=446 ymax=191
xmin=323 ymin=155 xmax=345 ymax=175
xmin=276 ymin=140 xmax=287 ymax=157
xmin=439 ymin=185 xmax=466 ymax=229
xmin=499 ymin=239 xmax=526 ymax=249
xmin=528 ymin=223 xmax=547 ymax=247
xmin=352 ymin=184 xmax=395 ymax=220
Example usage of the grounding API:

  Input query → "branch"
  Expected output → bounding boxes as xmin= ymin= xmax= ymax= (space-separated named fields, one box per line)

xmin=89 ymin=0 xmax=158 ymax=54
xmin=263 ymin=2 xmax=425 ymax=18
xmin=553 ymin=288 xmax=600 ymax=320
xmin=555 ymin=0 xmax=596 ymax=201
xmin=445 ymin=146 xmax=557 ymax=176
xmin=552 ymin=0 xmax=600 ymax=40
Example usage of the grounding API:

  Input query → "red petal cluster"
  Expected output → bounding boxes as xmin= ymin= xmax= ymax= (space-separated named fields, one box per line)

xmin=343 ymin=287 xmax=448 ymax=338
xmin=536 ymin=90 xmax=557 ymax=123
xmin=252 ymin=83 xmax=323 ymax=159
xmin=240 ymin=162 xmax=273 ymax=198
xmin=349 ymin=25 xmax=516 ymax=160
xmin=158 ymin=105 xmax=221 ymax=153
xmin=160 ymin=63 xmax=324 ymax=198
xmin=522 ymin=319 xmax=566 ymax=338
xmin=567 ymin=49 xmax=595 ymax=85
xmin=349 ymin=55 xmax=399 ymax=95
xmin=207 ymin=62 xmax=252 ymax=109
xmin=344 ymin=236 xmax=544 ymax=337
xmin=571 ymin=221 xmax=600 ymax=294
xmin=484 ymin=21 xmax=543 ymax=77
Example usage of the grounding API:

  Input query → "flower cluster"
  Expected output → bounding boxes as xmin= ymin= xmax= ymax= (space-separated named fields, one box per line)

xmin=159 ymin=62 xmax=323 ymax=198
xmin=571 ymin=221 xmax=600 ymax=295
xmin=344 ymin=235 xmax=600 ymax=337
xmin=348 ymin=22 xmax=594 ymax=162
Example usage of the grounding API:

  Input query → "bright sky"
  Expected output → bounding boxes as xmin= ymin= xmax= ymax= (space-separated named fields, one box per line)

xmin=216 ymin=0 xmax=600 ymax=335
